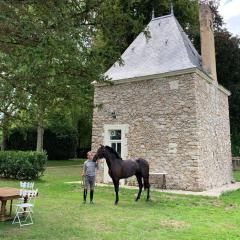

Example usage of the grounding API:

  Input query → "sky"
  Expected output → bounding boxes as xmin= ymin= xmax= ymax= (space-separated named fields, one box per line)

xmin=219 ymin=0 xmax=240 ymax=36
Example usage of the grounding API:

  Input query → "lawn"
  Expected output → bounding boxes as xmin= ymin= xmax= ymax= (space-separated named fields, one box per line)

xmin=1 ymin=163 xmax=240 ymax=240
xmin=46 ymin=158 xmax=85 ymax=167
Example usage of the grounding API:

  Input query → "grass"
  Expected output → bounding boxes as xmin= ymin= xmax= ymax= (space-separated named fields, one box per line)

xmin=46 ymin=158 xmax=85 ymax=167
xmin=1 ymin=165 xmax=240 ymax=239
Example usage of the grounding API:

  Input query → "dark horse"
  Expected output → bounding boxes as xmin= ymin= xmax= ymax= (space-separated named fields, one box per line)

xmin=93 ymin=145 xmax=150 ymax=205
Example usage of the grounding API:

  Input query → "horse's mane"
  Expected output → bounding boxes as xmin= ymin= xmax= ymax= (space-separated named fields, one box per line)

xmin=105 ymin=146 xmax=122 ymax=160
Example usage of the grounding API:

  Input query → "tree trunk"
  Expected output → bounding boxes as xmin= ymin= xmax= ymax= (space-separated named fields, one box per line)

xmin=1 ymin=126 xmax=8 ymax=151
xmin=36 ymin=124 xmax=44 ymax=152
xmin=1 ymin=114 xmax=9 ymax=151
xmin=36 ymin=109 xmax=44 ymax=152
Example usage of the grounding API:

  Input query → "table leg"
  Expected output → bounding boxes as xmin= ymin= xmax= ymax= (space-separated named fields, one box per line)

xmin=0 ymin=200 xmax=7 ymax=221
xmin=10 ymin=199 xmax=13 ymax=215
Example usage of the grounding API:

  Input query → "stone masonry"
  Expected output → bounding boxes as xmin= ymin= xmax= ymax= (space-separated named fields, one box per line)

xmin=92 ymin=70 xmax=233 ymax=191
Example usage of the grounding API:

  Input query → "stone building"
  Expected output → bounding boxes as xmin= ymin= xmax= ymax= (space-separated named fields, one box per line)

xmin=91 ymin=5 xmax=232 ymax=191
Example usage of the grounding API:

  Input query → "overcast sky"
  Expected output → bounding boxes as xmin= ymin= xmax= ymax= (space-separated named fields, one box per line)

xmin=219 ymin=0 xmax=240 ymax=36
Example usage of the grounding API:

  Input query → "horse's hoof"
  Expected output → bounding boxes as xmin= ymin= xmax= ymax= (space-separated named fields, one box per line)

xmin=135 ymin=198 xmax=139 ymax=201
xmin=114 ymin=202 xmax=118 ymax=205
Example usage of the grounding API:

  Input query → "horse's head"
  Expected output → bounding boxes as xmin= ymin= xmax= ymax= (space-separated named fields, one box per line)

xmin=93 ymin=145 xmax=122 ymax=162
xmin=92 ymin=145 xmax=105 ymax=162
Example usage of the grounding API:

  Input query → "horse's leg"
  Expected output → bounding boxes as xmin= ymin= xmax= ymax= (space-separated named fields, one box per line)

xmin=135 ymin=174 xmax=143 ymax=201
xmin=147 ymin=186 xmax=150 ymax=201
xmin=143 ymin=176 xmax=150 ymax=201
xmin=113 ymin=179 xmax=120 ymax=205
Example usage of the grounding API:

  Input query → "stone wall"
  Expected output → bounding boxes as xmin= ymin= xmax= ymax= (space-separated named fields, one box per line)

xmin=92 ymin=71 xmax=232 ymax=191
xmin=125 ymin=174 xmax=166 ymax=189
xmin=195 ymin=74 xmax=233 ymax=189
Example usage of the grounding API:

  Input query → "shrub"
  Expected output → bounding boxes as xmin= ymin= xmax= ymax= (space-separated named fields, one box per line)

xmin=0 ymin=151 xmax=47 ymax=180
xmin=232 ymin=134 xmax=240 ymax=157
xmin=43 ymin=129 xmax=77 ymax=160
xmin=77 ymin=147 xmax=90 ymax=158
xmin=6 ymin=128 xmax=36 ymax=150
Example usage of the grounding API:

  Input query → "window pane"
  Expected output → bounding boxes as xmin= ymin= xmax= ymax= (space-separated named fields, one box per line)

xmin=111 ymin=142 xmax=116 ymax=150
xmin=117 ymin=142 xmax=121 ymax=156
xmin=110 ymin=130 xmax=121 ymax=140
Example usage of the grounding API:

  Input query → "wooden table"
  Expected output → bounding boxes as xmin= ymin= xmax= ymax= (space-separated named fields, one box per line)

xmin=0 ymin=187 xmax=20 ymax=222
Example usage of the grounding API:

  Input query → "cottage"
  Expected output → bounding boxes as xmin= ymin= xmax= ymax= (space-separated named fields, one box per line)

xmin=91 ymin=4 xmax=232 ymax=191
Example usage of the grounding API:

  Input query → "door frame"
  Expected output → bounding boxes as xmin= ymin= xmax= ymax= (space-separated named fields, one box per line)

xmin=103 ymin=124 xmax=129 ymax=183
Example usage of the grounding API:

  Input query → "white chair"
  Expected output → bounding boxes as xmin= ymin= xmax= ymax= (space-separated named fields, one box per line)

xmin=12 ymin=189 xmax=38 ymax=227
xmin=20 ymin=188 xmax=38 ymax=212
xmin=20 ymin=181 xmax=34 ymax=189
xmin=18 ymin=182 xmax=35 ymax=203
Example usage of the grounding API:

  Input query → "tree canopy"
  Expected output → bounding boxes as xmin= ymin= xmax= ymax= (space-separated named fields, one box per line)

xmin=0 ymin=0 xmax=145 ymax=150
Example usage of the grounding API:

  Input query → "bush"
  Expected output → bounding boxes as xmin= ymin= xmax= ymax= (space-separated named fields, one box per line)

xmin=232 ymin=134 xmax=240 ymax=157
xmin=44 ymin=129 xmax=77 ymax=160
xmin=0 ymin=151 xmax=47 ymax=180
xmin=77 ymin=147 xmax=90 ymax=158
xmin=6 ymin=128 xmax=36 ymax=151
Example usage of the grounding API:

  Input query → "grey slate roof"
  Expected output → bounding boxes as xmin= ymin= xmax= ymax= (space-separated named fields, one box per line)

xmin=105 ymin=14 xmax=202 ymax=81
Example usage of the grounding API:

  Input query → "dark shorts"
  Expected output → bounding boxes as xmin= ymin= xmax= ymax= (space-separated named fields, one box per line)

xmin=84 ymin=175 xmax=95 ymax=189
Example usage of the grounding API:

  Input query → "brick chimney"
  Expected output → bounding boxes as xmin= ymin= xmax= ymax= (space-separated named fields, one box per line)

xmin=199 ymin=4 xmax=217 ymax=81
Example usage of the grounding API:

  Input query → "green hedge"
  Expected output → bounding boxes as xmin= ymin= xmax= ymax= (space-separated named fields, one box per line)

xmin=0 ymin=151 xmax=47 ymax=180
xmin=43 ymin=129 xmax=77 ymax=160
xmin=232 ymin=134 xmax=240 ymax=157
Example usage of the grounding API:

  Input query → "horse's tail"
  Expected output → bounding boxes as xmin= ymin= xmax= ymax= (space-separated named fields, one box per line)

xmin=136 ymin=158 xmax=150 ymax=190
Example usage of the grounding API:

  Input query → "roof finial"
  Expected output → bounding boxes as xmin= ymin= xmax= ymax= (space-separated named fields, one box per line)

xmin=170 ymin=1 xmax=174 ymax=15
xmin=151 ymin=8 xmax=155 ymax=20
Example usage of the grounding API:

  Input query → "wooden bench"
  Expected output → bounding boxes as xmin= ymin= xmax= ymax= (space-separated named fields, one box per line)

xmin=149 ymin=172 xmax=167 ymax=189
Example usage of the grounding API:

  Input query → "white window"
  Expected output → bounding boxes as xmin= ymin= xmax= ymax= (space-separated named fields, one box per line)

xmin=109 ymin=130 xmax=121 ymax=157
xmin=103 ymin=124 xmax=129 ymax=184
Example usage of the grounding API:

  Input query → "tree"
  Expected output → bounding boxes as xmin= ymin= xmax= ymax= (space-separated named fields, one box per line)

xmin=0 ymin=72 xmax=28 ymax=150
xmin=0 ymin=1 xmax=99 ymax=151
xmin=0 ymin=0 xmax=144 ymax=151
xmin=215 ymin=31 xmax=240 ymax=155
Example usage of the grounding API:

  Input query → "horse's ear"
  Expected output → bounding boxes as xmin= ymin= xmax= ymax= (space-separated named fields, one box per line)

xmin=100 ymin=144 xmax=104 ymax=147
